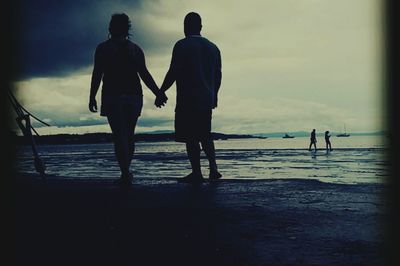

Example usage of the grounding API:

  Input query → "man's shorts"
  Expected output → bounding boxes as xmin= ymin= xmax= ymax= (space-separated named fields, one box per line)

xmin=175 ymin=109 xmax=212 ymax=142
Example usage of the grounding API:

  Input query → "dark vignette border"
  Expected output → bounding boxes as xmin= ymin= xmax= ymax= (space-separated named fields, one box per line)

xmin=1 ymin=1 xmax=399 ymax=265
xmin=384 ymin=0 xmax=400 ymax=265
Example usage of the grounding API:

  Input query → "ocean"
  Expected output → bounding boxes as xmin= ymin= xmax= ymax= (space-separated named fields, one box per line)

xmin=15 ymin=135 xmax=388 ymax=184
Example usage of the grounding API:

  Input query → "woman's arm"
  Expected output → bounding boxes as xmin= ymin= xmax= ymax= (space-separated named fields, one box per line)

xmin=137 ymin=47 xmax=160 ymax=96
xmin=139 ymin=67 xmax=160 ymax=97
xmin=89 ymin=46 xmax=103 ymax=112
xmin=137 ymin=47 xmax=167 ymax=107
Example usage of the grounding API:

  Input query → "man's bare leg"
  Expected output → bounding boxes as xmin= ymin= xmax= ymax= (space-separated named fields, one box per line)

xmin=186 ymin=141 xmax=202 ymax=176
xmin=201 ymin=138 xmax=222 ymax=179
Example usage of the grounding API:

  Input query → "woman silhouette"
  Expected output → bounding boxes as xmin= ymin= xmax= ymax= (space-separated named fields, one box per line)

xmin=325 ymin=130 xmax=333 ymax=152
xmin=89 ymin=13 xmax=166 ymax=186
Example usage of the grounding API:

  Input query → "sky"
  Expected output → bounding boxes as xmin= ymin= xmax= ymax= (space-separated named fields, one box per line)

xmin=12 ymin=0 xmax=384 ymax=135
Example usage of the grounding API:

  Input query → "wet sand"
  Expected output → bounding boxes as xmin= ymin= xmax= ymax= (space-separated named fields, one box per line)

xmin=15 ymin=174 xmax=388 ymax=265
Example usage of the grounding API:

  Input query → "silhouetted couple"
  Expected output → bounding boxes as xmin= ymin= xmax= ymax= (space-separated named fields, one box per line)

xmin=308 ymin=129 xmax=333 ymax=152
xmin=89 ymin=12 xmax=222 ymax=186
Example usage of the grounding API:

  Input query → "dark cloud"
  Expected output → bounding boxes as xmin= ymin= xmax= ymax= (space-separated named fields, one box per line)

xmin=15 ymin=0 xmax=176 ymax=79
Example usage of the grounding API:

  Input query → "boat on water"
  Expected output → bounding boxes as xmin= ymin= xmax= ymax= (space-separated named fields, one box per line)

xmin=282 ymin=133 xmax=295 ymax=138
xmin=337 ymin=124 xmax=350 ymax=137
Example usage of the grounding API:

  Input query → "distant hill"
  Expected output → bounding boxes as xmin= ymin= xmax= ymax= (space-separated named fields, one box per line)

xmin=13 ymin=130 xmax=385 ymax=145
xmin=14 ymin=132 xmax=264 ymax=145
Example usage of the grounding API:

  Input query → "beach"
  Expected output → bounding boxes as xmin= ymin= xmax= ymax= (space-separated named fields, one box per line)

xmin=16 ymin=136 xmax=386 ymax=184
xmin=15 ymin=173 xmax=388 ymax=266
xmin=14 ymin=136 xmax=390 ymax=265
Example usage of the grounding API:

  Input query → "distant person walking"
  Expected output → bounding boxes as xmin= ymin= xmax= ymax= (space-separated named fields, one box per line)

xmin=308 ymin=129 xmax=317 ymax=152
xmin=89 ymin=13 xmax=166 ymax=186
xmin=325 ymin=131 xmax=332 ymax=152
xmin=156 ymin=12 xmax=222 ymax=182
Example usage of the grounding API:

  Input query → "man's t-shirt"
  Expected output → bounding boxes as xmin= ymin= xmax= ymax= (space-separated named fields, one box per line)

xmin=311 ymin=131 xmax=316 ymax=141
xmin=170 ymin=35 xmax=221 ymax=112
xmin=95 ymin=39 xmax=144 ymax=97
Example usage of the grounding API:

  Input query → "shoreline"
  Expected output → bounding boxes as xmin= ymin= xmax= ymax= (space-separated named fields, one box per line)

xmin=16 ymin=171 xmax=386 ymax=185
xmin=14 ymin=173 xmax=389 ymax=265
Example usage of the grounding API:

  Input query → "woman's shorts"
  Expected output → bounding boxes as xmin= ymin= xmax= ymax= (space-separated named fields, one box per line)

xmin=100 ymin=94 xmax=143 ymax=117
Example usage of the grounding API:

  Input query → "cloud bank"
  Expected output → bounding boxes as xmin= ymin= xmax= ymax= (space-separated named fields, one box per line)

xmin=13 ymin=0 xmax=384 ymax=134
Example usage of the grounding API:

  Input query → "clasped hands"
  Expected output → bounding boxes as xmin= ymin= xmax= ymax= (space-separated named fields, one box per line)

xmin=88 ymin=90 xmax=168 ymax=112
xmin=155 ymin=90 xmax=168 ymax=108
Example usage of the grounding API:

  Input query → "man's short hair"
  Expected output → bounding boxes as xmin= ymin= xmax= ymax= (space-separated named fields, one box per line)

xmin=184 ymin=12 xmax=202 ymax=32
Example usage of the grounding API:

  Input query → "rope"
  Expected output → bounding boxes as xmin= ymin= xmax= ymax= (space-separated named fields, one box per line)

xmin=8 ymin=89 xmax=50 ymax=177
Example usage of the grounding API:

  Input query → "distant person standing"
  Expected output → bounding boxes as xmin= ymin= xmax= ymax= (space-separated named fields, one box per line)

xmin=89 ymin=13 xmax=166 ymax=186
xmin=325 ymin=131 xmax=333 ymax=152
xmin=308 ymin=129 xmax=317 ymax=152
xmin=156 ymin=12 xmax=222 ymax=182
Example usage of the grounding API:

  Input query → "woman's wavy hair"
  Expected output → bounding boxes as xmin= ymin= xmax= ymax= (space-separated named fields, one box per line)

xmin=108 ymin=13 xmax=131 ymax=39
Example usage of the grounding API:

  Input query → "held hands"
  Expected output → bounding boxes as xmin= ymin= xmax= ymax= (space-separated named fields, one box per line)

xmin=155 ymin=91 xmax=168 ymax=108
xmin=89 ymin=97 xmax=97 ymax=112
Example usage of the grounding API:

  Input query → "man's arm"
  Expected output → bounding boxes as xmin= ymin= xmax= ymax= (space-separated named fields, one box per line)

xmin=159 ymin=69 xmax=176 ymax=93
xmin=160 ymin=43 xmax=180 ymax=93
xmin=213 ymin=49 xmax=222 ymax=108
xmin=154 ymin=43 xmax=180 ymax=108
xmin=89 ymin=46 xmax=103 ymax=112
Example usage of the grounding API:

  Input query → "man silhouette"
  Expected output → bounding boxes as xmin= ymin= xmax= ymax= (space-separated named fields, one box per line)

xmin=156 ymin=12 xmax=222 ymax=182
xmin=308 ymin=129 xmax=317 ymax=152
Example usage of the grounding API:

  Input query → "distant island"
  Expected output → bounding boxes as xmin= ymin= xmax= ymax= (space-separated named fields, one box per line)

xmin=14 ymin=132 xmax=266 ymax=145
xmin=12 ymin=130 xmax=385 ymax=146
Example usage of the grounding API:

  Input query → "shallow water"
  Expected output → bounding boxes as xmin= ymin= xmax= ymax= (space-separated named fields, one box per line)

xmin=15 ymin=135 xmax=388 ymax=184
